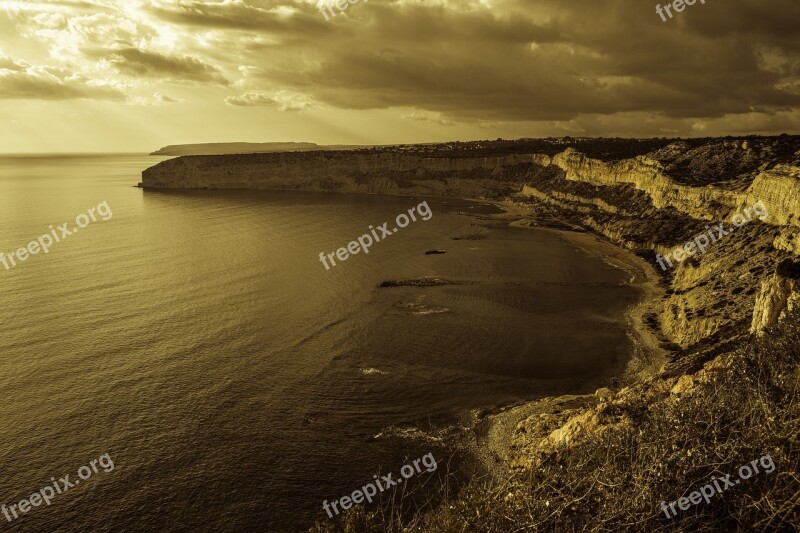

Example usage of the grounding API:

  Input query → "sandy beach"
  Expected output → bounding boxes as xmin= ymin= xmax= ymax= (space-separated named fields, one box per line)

xmin=474 ymin=197 xmax=668 ymax=376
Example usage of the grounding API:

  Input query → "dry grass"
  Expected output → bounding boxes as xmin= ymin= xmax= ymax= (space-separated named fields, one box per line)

xmin=311 ymin=314 xmax=800 ymax=532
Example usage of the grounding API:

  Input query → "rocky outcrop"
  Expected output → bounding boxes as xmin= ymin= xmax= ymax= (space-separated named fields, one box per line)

xmin=750 ymin=273 xmax=800 ymax=334
xmin=774 ymin=229 xmax=800 ymax=254
xmin=744 ymin=164 xmax=800 ymax=227
xmin=531 ymin=154 xmax=552 ymax=167
xmin=519 ymin=185 xmax=620 ymax=214
xmin=508 ymin=352 xmax=735 ymax=471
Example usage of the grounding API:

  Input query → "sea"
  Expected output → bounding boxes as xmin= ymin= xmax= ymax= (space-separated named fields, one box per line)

xmin=0 ymin=154 xmax=639 ymax=531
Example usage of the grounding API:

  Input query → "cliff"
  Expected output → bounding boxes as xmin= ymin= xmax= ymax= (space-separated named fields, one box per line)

xmin=551 ymin=148 xmax=740 ymax=221
xmin=149 ymin=142 xmax=366 ymax=156
xmin=507 ymin=143 xmax=800 ymax=346
xmin=141 ymin=151 xmax=534 ymax=199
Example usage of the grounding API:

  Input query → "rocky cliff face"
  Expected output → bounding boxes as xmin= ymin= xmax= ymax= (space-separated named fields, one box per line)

xmin=518 ymin=143 xmax=800 ymax=347
xmin=551 ymin=148 xmax=740 ymax=221
xmin=549 ymin=148 xmax=800 ymax=229
xmin=142 ymin=151 xmax=532 ymax=199
xmin=751 ymin=274 xmax=800 ymax=334
xmin=745 ymin=164 xmax=800 ymax=227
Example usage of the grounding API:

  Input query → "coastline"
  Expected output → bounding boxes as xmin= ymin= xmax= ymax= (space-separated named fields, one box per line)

xmin=463 ymin=197 xmax=669 ymax=479
xmin=138 ymin=183 xmax=667 ymax=405
xmin=548 ymin=228 xmax=669 ymax=380
xmin=475 ymin=196 xmax=668 ymax=378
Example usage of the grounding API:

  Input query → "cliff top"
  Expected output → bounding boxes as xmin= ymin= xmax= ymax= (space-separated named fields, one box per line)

xmin=150 ymin=142 xmax=370 ymax=156
xmin=650 ymin=136 xmax=800 ymax=186
xmin=150 ymin=136 xmax=800 ymax=167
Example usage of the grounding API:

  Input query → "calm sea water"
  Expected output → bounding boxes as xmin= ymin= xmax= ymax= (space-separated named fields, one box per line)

xmin=0 ymin=155 xmax=638 ymax=532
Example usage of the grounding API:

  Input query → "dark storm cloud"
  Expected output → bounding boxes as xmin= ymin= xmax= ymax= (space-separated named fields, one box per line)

xmin=8 ymin=0 xmax=798 ymax=132
xmin=144 ymin=0 xmax=798 ymax=125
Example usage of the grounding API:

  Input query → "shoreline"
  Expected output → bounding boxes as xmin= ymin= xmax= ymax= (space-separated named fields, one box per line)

xmin=460 ymin=197 xmax=669 ymax=479
xmin=472 ymin=196 xmax=668 ymax=378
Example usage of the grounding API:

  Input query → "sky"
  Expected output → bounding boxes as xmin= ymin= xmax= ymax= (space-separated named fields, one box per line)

xmin=0 ymin=0 xmax=798 ymax=152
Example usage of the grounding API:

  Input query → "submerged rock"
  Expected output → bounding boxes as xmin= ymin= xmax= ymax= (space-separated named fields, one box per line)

xmin=378 ymin=277 xmax=454 ymax=288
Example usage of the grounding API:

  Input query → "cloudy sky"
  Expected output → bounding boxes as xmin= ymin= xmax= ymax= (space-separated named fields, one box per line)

xmin=0 ymin=0 xmax=798 ymax=152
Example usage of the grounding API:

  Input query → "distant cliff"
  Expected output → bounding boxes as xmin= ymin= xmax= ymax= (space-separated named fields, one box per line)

xmin=150 ymin=142 xmax=368 ymax=156
xmin=141 ymin=151 xmax=533 ymax=199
